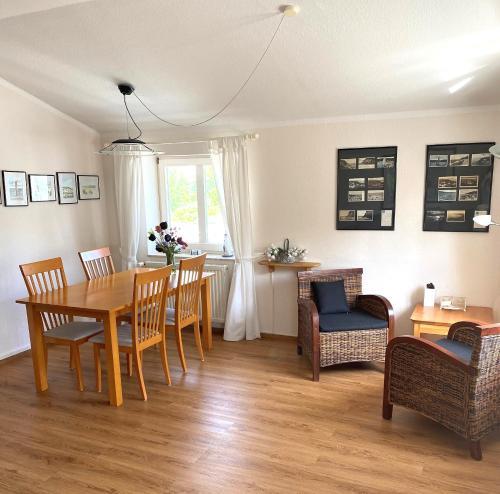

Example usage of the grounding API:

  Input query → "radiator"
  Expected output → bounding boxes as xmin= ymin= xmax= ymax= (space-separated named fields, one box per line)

xmin=141 ymin=261 xmax=230 ymax=327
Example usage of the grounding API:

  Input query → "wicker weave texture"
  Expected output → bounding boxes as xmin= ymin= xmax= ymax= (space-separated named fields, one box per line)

xmin=388 ymin=343 xmax=470 ymax=438
xmin=298 ymin=269 xmax=362 ymax=309
xmin=320 ymin=328 xmax=387 ymax=367
xmin=468 ymin=334 xmax=500 ymax=439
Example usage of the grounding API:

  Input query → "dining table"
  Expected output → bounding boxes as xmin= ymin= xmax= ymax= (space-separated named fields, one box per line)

xmin=16 ymin=268 xmax=214 ymax=407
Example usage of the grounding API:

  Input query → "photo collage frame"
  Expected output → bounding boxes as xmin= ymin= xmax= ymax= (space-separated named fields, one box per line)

xmin=423 ymin=142 xmax=494 ymax=232
xmin=337 ymin=146 xmax=397 ymax=230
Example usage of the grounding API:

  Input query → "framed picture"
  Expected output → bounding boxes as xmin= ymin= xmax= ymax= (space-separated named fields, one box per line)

xmin=29 ymin=174 xmax=56 ymax=202
xmin=56 ymin=172 xmax=78 ymax=204
xmin=423 ymin=142 xmax=495 ymax=232
xmin=2 ymin=171 xmax=28 ymax=207
xmin=337 ymin=146 xmax=397 ymax=230
xmin=77 ymin=175 xmax=100 ymax=200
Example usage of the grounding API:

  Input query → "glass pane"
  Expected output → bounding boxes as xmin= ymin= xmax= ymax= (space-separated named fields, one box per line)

xmin=204 ymin=165 xmax=224 ymax=245
xmin=166 ymin=166 xmax=199 ymax=243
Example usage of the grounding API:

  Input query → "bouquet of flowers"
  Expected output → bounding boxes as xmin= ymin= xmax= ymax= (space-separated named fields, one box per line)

xmin=148 ymin=221 xmax=188 ymax=266
xmin=264 ymin=238 xmax=307 ymax=263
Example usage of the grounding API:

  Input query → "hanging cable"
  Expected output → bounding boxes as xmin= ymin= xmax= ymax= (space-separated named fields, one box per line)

xmin=132 ymin=13 xmax=286 ymax=127
xmin=123 ymin=94 xmax=142 ymax=139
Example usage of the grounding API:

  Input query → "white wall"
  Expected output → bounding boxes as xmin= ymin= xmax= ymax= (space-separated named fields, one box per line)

xmin=0 ymin=79 xmax=112 ymax=359
xmin=248 ymin=109 xmax=500 ymax=336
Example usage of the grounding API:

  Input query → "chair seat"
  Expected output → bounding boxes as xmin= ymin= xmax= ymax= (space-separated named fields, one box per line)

xmin=319 ymin=309 xmax=387 ymax=332
xmin=436 ymin=338 xmax=472 ymax=363
xmin=44 ymin=321 xmax=103 ymax=341
xmin=89 ymin=325 xmax=133 ymax=347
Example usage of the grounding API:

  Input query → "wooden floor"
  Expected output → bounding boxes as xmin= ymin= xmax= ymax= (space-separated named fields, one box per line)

xmin=0 ymin=335 xmax=499 ymax=494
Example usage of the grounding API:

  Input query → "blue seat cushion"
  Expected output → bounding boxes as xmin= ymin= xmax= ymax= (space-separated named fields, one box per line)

xmin=436 ymin=338 xmax=472 ymax=363
xmin=318 ymin=309 xmax=387 ymax=332
xmin=312 ymin=280 xmax=349 ymax=314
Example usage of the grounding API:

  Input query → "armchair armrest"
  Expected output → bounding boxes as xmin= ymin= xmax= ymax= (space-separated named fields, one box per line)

xmin=386 ymin=336 xmax=473 ymax=374
xmin=356 ymin=294 xmax=395 ymax=340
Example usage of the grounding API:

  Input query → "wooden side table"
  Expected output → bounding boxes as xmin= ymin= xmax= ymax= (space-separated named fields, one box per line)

xmin=411 ymin=303 xmax=494 ymax=337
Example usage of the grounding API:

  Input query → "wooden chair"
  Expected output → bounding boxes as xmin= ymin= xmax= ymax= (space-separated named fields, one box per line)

xmin=167 ymin=254 xmax=207 ymax=372
xmin=383 ymin=322 xmax=500 ymax=460
xmin=90 ymin=265 xmax=173 ymax=401
xmin=78 ymin=247 xmax=115 ymax=280
xmin=297 ymin=268 xmax=394 ymax=381
xmin=19 ymin=257 xmax=103 ymax=391
xmin=79 ymin=246 xmax=132 ymax=374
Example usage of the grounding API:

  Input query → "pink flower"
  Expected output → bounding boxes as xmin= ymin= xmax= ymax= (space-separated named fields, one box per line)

xmin=155 ymin=225 xmax=162 ymax=233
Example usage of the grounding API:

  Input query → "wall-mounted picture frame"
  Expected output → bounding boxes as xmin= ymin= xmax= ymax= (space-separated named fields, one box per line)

xmin=337 ymin=146 xmax=397 ymax=230
xmin=423 ymin=142 xmax=495 ymax=232
xmin=56 ymin=172 xmax=78 ymax=204
xmin=29 ymin=174 xmax=57 ymax=202
xmin=2 ymin=170 xmax=28 ymax=207
xmin=77 ymin=174 xmax=100 ymax=200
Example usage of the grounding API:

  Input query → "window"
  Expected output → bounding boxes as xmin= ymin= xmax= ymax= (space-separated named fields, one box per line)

xmin=158 ymin=157 xmax=225 ymax=252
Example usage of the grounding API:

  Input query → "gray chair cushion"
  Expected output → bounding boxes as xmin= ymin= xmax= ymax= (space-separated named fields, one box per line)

xmin=89 ymin=325 xmax=133 ymax=347
xmin=318 ymin=309 xmax=387 ymax=332
xmin=44 ymin=321 xmax=103 ymax=341
xmin=436 ymin=338 xmax=472 ymax=363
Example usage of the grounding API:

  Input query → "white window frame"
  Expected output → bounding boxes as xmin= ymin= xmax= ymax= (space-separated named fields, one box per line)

xmin=157 ymin=156 xmax=223 ymax=253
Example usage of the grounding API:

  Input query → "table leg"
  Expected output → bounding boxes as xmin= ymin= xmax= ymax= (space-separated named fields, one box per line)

xmin=103 ymin=311 xmax=123 ymax=407
xmin=413 ymin=322 xmax=421 ymax=338
xmin=201 ymin=277 xmax=213 ymax=350
xmin=26 ymin=304 xmax=48 ymax=392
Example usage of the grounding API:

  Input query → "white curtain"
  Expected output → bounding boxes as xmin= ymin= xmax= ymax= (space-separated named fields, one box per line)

xmin=210 ymin=137 xmax=260 ymax=341
xmin=113 ymin=154 xmax=143 ymax=270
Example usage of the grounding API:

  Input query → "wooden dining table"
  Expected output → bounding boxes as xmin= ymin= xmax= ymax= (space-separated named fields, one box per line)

xmin=16 ymin=268 xmax=214 ymax=407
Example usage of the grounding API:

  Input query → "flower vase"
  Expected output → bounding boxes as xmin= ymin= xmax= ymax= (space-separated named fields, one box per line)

xmin=166 ymin=251 xmax=176 ymax=271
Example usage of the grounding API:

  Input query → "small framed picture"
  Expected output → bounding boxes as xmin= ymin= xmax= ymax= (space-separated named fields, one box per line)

xmin=2 ymin=171 xmax=28 ymax=207
xmin=29 ymin=174 xmax=56 ymax=202
xmin=77 ymin=175 xmax=100 ymax=200
xmin=56 ymin=172 xmax=78 ymax=204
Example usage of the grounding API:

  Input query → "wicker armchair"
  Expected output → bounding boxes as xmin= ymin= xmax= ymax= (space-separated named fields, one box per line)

xmin=297 ymin=268 xmax=394 ymax=381
xmin=383 ymin=322 xmax=500 ymax=460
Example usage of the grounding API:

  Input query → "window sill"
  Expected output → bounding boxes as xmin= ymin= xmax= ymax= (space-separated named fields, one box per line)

xmin=143 ymin=252 xmax=235 ymax=262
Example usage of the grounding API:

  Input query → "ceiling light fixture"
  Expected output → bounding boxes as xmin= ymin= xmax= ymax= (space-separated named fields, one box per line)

xmin=98 ymin=84 xmax=164 ymax=156
xmin=98 ymin=5 xmax=300 ymax=156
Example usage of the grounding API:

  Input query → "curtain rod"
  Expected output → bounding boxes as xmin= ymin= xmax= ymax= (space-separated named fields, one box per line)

xmin=150 ymin=133 xmax=259 ymax=146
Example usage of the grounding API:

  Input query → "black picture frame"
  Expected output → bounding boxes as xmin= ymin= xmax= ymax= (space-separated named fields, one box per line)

xmin=336 ymin=146 xmax=397 ymax=230
xmin=2 ymin=170 xmax=29 ymax=207
xmin=56 ymin=172 xmax=78 ymax=204
xmin=29 ymin=174 xmax=57 ymax=202
xmin=77 ymin=174 xmax=100 ymax=200
xmin=423 ymin=142 xmax=495 ymax=232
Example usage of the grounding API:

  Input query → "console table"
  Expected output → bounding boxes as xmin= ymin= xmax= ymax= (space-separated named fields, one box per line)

xmin=411 ymin=303 xmax=494 ymax=337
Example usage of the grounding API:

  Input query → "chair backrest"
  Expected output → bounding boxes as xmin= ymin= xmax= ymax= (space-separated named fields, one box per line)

xmin=78 ymin=246 xmax=115 ymax=280
xmin=19 ymin=257 xmax=71 ymax=329
xmin=297 ymin=268 xmax=363 ymax=309
xmin=132 ymin=266 xmax=173 ymax=345
xmin=175 ymin=254 xmax=207 ymax=326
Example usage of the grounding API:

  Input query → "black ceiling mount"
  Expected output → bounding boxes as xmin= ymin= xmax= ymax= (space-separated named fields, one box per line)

xmin=118 ymin=83 xmax=134 ymax=96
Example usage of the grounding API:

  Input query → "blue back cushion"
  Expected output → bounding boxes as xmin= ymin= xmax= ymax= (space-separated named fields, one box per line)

xmin=311 ymin=280 xmax=349 ymax=314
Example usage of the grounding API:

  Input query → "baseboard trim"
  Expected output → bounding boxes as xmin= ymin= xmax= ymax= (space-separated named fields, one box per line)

xmin=0 ymin=345 xmax=31 ymax=363
xmin=261 ymin=332 xmax=297 ymax=342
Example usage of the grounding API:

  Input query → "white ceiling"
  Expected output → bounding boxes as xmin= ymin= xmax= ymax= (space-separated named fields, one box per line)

xmin=1 ymin=0 xmax=500 ymax=136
